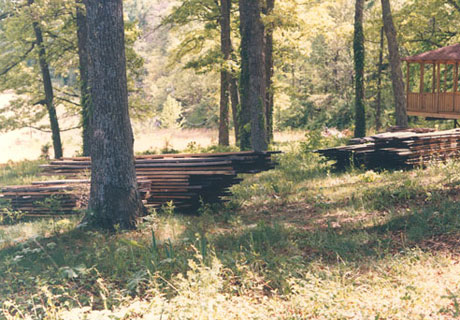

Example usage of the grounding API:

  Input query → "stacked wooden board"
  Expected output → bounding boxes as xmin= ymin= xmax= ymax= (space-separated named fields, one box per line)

xmin=0 ymin=180 xmax=87 ymax=217
xmin=0 ymin=151 xmax=279 ymax=216
xmin=317 ymin=129 xmax=460 ymax=169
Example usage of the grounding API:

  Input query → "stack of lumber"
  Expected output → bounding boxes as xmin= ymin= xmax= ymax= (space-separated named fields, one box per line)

xmin=0 ymin=180 xmax=85 ymax=217
xmin=317 ymin=129 xmax=460 ymax=169
xmin=0 ymin=151 xmax=279 ymax=216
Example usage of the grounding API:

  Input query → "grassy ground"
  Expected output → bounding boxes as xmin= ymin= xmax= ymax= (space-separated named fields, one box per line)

xmin=2 ymin=136 xmax=460 ymax=319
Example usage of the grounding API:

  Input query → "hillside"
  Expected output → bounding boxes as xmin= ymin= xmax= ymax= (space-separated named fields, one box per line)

xmin=2 ymin=138 xmax=460 ymax=319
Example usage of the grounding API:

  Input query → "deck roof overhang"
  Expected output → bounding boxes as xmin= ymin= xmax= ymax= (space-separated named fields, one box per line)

xmin=402 ymin=43 xmax=460 ymax=64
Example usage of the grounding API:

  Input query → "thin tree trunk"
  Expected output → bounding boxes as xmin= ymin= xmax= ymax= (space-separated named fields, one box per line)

xmin=84 ymin=0 xmax=145 ymax=230
xmin=28 ymin=0 xmax=63 ymax=159
xmin=381 ymin=0 xmax=408 ymax=128
xmin=239 ymin=0 xmax=267 ymax=151
xmin=229 ymin=75 xmax=240 ymax=144
xmin=218 ymin=0 xmax=231 ymax=146
xmin=376 ymin=27 xmax=384 ymax=132
xmin=353 ymin=0 xmax=366 ymax=138
xmin=76 ymin=1 xmax=91 ymax=156
xmin=263 ymin=0 xmax=275 ymax=143
xmin=219 ymin=71 xmax=230 ymax=146
xmin=333 ymin=52 xmax=340 ymax=92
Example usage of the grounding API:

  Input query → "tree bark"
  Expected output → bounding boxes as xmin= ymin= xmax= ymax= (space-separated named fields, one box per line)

xmin=83 ymin=0 xmax=145 ymax=230
xmin=263 ymin=0 xmax=275 ymax=143
xmin=381 ymin=0 xmax=408 ymax=128
xmin=239 ymin=0 xmax=267 ymax=151
xmin=376 ymin=27 xmax=384 ymax=132
xmin=353 ymin=0 xmax=366 ymax=138
xmin=76 ymin=1 xmax=91 ymax=156
xmin=28 ymin=0 xmax=63 ymax=159
xmin=218 ymin=0 xmax=231 ymax=146
xmin=229 ymin=75 xmax=240 ymax=144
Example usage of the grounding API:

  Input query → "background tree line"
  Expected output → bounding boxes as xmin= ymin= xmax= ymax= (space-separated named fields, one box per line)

xmin=1 ymin=0 xmax=460 ymax=152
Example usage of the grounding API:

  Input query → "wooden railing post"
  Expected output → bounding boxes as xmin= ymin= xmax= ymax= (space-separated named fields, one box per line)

xmin=454 ymin=62 xmax=458 ymax=112
xmin=420 ymin=63 xmax=425 ymax=110
xmin=437 ymin=63 xmax=441 ymax=112
xmin=406 ymin=61 xmax=410 ymax=110
xmin=444 ymin=64 xmax=448 ymax=93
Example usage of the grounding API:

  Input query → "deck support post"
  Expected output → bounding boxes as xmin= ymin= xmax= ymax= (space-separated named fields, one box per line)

xmin=420 ymin=63 xmax=425 ymax=110
xmin=454 ymin=63 xmax=458 ymax=113
xmin=406 ymin=62 xmax=410 ymax=111
xmin=444 ymin=64 xmax=448 ymax=93
xmin=436 ymin=63 xmax=441 ymax=112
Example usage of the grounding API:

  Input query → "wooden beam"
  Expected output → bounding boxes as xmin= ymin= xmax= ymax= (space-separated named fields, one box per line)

xmin=432 ymin=63 xmax=436 ymax=94
xmin=437 ymin=63 xmax=441 ymax=112
xmin=420 ymin=63 xmax=425 ymax=110
xmin=444 ymin=64 xmax=448 ymax=92
xmin=454 ymin=62 xmax=458 ymax=112
xmin=407 ymin=111 xmax=460 ymax=119
xmin=406 ymin=61 xmax=410 ymax=111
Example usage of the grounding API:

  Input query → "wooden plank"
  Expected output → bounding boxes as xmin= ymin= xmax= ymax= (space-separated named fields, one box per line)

xmin=437 ymin=63 xmax=441 ymax=112
xmin=454 ymin=62 xmax=458 ymax=112
xmin=407 ymin=111 xmax=460 ymax=119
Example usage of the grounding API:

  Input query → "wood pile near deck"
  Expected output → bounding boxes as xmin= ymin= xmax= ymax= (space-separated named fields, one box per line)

xmin=317 ymin=129 xmax=460 ymax=169
xmin=0 ymin=151 xmax=279 ymax=216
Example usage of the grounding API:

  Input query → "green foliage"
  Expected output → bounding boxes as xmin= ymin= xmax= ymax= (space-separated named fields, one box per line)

xmin=34 ymin=195 xmax=64 ymax=216
xmin=0 ymin=0 xmax=148 ymax=136
xmin=160 ymin=95 xmax=183 ymax=129
xmin=0 ymin=198 xmax=24 ymax=224
xmin=0 ymin=160 xmax=44 ymax=186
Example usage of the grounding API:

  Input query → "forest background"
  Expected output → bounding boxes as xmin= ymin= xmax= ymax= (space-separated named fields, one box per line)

xmin=0 ymin=0 xmax=460 ymax=161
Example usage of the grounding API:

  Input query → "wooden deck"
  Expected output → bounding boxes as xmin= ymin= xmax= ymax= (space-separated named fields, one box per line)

xmin=407 ymin=92 xmax=460 ymax=119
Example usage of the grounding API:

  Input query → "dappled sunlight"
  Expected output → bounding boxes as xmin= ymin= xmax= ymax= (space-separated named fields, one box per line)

xmin=0 ymin=216 xmax=80 ymax=250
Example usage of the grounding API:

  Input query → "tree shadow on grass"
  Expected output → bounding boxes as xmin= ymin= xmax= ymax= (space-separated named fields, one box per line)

xmin=290 ymin=198 xmax=460 ymax=264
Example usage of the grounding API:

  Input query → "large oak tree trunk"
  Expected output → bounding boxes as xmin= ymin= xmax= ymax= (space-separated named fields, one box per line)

xmin=381 ymin=0 xmax=408 ymax=128
xmin=83 ymin=0 xmax=144 ymax=230
xmin=263 ymin=0 xmax=275 ymax=143
xmin=28 ymin=0 xmax=63 ymax=159
xmin=239 ymin=0 xmax=267 ymax=151
xmin=76 ymin=1 xmax=91 ymax=156
xmin=218 ymin=0 xmax=231 ymax=146
xmin=353 ymin=0 xmax=366 ymax=138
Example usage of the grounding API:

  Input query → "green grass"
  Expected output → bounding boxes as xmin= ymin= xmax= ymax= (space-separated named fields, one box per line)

xmin=0 ymin=160 xmax=45 ymax=186
xmin=2 ymin=140 xmax=460 ymax=319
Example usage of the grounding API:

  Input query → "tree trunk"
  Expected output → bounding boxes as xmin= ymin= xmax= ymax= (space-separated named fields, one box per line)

xmin=230 ymin=75 xmax=240 ymax=144
xmin=83 ymin=0 xmax=145 ymax=230
xmin=381 ymin=0 xmax=408 ymax=128
xmin=353 ymin=0 xmax=366 ymax=138
xmin=263 ymin=0 xmax=275 ymax=143
xmin=239 ymin=0 xmax=267 ymax=151
xmin=218 ymin=0 xmax=231 ymax=146
xmin=76 ymin=1 xmax=91 ymax=156
xmin=376 ymin=27 xmax=384 ymax=132
xmin=28 ymin=0 xmax=63 ymax=159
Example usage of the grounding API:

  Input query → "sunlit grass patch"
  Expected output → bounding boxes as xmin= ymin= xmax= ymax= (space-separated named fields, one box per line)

xmin=0 ymin=216 xmax=80 ymax=250
xmin=0 ymin=160 xmax=45 ymax=186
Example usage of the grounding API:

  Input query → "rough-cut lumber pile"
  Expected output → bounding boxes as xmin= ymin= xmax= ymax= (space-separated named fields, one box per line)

xmin=317 ymin=129 xmax=460 ymax=169
xmin=0 ymin=180 xmax=86 ymax=217
xmin=0 ymin=151 xmax=279 ymax=216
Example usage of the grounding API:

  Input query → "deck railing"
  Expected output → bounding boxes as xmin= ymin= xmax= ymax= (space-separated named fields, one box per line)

xmin=407 ymin=92 xmax=460 ymax=118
